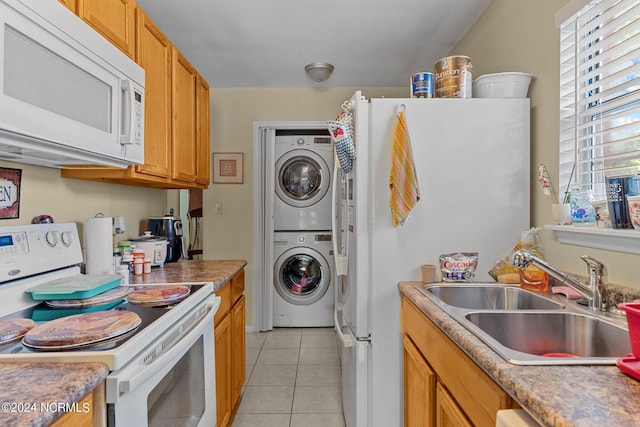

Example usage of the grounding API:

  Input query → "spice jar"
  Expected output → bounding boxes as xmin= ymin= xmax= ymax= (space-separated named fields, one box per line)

xmin=133 ymin=257 xmax=143 ymax=276
xmin=117 ymin=265 xmax=130 ymax=285
xmin=143 ymin=257 xmax=152 ymax=274
xmin=121 ymin=253 xmax=134 ymax=274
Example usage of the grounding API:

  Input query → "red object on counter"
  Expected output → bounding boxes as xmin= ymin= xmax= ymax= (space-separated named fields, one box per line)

xmin=618 ymin=302 xmax=640 ymax=358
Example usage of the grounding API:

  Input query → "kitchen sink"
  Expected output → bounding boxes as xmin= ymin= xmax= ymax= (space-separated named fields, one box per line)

xmin=464 ymin=311 xmax=631 ymax=365
xmin=422 ymin=284 xmax=564 ymax=310
xmin=413 ymin=283 xmax=631 ymax=365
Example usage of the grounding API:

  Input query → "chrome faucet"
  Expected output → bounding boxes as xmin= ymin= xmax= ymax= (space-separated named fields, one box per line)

xmin=511 ymin=250 xmax=608 ymax=311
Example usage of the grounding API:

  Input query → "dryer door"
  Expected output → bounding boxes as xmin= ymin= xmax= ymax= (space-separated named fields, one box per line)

xmin=275 ymin=149 xmax=330 ymax=208
xmin=274 ymin=247 xmax=330 ymax=305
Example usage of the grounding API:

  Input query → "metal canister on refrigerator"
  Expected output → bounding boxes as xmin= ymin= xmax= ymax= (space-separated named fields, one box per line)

xmin=434 ymin=55 xmax=473 ymax=98
xmin=410 ymin=72 xmax=434 ymax=98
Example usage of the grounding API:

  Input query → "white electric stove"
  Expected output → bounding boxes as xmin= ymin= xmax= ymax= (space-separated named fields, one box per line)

xmin=0 ymin=222 xmax=219 ymax=427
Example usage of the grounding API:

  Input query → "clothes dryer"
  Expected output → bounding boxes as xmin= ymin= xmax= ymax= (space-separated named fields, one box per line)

xmin=273 ymin=231 xmax=333 ymax=327
xmin=274 ymin=132 xmax=333 ymax=231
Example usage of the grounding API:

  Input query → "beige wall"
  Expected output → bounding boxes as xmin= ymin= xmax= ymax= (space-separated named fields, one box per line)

xmin=0 ymin=160 xmax=167 ymax=249
xmin=452 ymin=0 xmax=640 ymax=287
xmin=206 ymin=87 xmax=407 ymax=327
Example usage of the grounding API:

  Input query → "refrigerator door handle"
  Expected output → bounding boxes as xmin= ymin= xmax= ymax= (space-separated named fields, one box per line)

xmin=334 ymin=302 xmax=355 ymax=348
xmin=331 ymin=159 xmax=348 ymax=276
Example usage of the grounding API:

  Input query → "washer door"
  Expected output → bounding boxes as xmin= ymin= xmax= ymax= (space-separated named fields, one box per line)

xmin=275 ymin=149 xmax=330 ymax=208
xmin=274 ymin=247 xmax=330 ymax=305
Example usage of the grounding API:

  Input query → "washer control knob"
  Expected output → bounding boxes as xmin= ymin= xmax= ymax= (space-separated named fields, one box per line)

xmin=296 ymin=235 xmax=306 ymax=244
xmin=45 ymin=230 xmax=59 ymax=247
xmin=296 ymin=138 xmax=305 ymax=145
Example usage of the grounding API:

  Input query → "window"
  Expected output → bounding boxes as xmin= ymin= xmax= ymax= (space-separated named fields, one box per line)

xmin=558 ymin=0 xmax=640 ymax=200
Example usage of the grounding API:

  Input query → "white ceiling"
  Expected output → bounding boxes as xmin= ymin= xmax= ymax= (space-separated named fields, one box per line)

xmin=135 ymin=0 xmax=493 ymax=88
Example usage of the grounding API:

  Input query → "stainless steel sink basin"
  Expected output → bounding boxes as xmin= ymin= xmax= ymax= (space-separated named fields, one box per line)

xmin=412 ymin=283 xmax=631 ymax=365
xmin=422 ymin=284 xmax=564 ymax=310
xmin=464 ymin=311 xmax=631 ymax=365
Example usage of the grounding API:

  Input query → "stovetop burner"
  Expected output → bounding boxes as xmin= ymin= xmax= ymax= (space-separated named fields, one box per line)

xmin=0 ymin=284 xmax=206 ymax=355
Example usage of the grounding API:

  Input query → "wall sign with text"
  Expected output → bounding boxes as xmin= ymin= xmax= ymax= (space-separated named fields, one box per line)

xmin=0 ymin=168 xmax=21 ymax=219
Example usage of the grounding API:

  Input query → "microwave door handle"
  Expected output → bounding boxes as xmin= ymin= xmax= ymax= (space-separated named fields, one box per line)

xmin=119 ymin=80 xmax=133 ymax=145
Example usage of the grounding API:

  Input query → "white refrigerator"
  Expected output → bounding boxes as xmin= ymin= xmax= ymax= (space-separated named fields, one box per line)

xmin=331 ymin=91 xmax=530 ymax=427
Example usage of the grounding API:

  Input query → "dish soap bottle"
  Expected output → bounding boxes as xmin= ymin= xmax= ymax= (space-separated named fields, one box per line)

xmin=517 ymin=228 xmax=549 ymax=292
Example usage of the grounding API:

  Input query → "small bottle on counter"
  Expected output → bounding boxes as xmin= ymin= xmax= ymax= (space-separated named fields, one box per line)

xmin=132 ymin=248 xmax=145 ymax=262
xmin=117 ymin=265 xmax=130 ymax=285
xmin=143 ymin=257 xmax=152 ymax=274
xmin=133 ymin=257 xmax=144 ymax=276
xmin=121 ymin=253 xmax=134 ymax=274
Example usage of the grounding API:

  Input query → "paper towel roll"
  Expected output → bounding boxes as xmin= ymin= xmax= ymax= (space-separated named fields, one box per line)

xmin=85 ymin=216 xmax=113 ymax=275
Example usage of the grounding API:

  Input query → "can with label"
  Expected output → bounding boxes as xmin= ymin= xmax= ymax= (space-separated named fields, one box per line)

xmin=410 ymin=72 xmax=434 ymax=98
xmin=434 ymin=55 xmax=473 ymax=98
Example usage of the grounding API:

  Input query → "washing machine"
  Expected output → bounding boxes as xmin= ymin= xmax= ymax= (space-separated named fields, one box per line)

xmin=274 ymin=132 xmax=333 ymax=231
xmin=273 ymin=231 xmax=333 ymax=327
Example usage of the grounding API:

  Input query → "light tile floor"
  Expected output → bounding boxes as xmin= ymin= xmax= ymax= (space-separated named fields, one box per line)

xmin=232 ymin=327 xmax=345 ymax=427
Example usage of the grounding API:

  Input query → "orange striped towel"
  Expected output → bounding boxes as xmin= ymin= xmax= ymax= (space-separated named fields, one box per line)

xmin=389 ymin=111 xmax=420 ymax=226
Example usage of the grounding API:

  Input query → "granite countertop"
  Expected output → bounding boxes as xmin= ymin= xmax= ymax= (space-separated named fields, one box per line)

xmin=129 ymin=259 xmax=247 ymax=292
xmin=399 ymin=281 xmax=640 ymax=427
xmin=0 ymin=259 xmax=246 ymax=427
xmin=0 ymin=362 xmax=108 ymax=427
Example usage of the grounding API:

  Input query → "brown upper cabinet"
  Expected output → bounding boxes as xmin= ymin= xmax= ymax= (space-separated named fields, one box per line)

xmin=171 ymin=48 xmax=198 ymax=184
xmin=77 ymin=0 xmax=136 ymax=59
xmin=196 ymin=75 xmax=211 ymax=186
xmin=60 ymin=2 xmax=211 ymax=189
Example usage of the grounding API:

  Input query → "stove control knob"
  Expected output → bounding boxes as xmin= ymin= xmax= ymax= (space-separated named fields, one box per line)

xmin=45 ymin=230 xmax=59 ymax=247
xmin=60 ymin=231 xmax=73 ymax=247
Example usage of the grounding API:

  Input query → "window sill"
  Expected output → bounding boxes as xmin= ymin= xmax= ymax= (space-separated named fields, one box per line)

xmin=545 ymin=224 xmax=640 ymax=255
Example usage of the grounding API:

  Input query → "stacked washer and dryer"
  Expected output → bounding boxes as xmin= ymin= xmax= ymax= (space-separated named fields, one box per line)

xmin=272 ymin=131 xmax=334 ymax=327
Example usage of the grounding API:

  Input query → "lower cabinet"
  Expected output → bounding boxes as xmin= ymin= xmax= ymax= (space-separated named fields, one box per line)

xmin=403 ymin=336 xmax=435 ymax=427
xmin=50 ymin=382 xmax=105 ymax=427
xmin=214 ymin=269 xmax=246 ymax=427
xmin=401 ymin=296 xmax=517 ymax=427
xmin=215 ymin=312 xmax=232 ymax=427
xmin=231 ymin=294 xmax=246 ymax=409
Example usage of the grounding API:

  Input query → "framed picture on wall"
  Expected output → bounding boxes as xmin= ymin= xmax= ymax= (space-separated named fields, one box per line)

xmin=0 ymin=167 xmax=21 ymax=219
xmin=213 ymin=152 xmax=243 ymax=184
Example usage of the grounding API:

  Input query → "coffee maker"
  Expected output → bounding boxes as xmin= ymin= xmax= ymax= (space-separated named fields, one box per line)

xmin=147 ymin=216 xmax=184 ymax=263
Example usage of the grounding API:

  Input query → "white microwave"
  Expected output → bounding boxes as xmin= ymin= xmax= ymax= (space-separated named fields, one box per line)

xmin=0 ymin=0 xmax=145 ymax=168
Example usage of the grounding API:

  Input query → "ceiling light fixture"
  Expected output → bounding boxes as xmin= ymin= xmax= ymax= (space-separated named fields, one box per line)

xmin=305 ymin=62 xmax=334 ymax=82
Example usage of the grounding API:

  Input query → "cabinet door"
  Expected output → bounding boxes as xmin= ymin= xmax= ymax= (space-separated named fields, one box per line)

xmin=436 ymin=383 xmax=473 ymax=427
xmin=78 ymin=0 xmax=136 ymax=58
xmin=404 ymin=335 xmax=435 ymax=427
xmin=134 ymin=8 xmax=172 ymax=179
xmin=195 ymin=74 xmax=210 ymax=186
xmin=171 ymin=48 xmax=198 ymax=183
xmin=50 ymin=382 xmax=105 ymax=427
xmin=215 ymin=314 xmax=232 ymax=427
xmin=231 ymin=295 xmax=246 ymax=410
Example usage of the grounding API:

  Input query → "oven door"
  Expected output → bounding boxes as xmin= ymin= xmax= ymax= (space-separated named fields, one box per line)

xmin=106 ymin=295 xmax=219 ymax=427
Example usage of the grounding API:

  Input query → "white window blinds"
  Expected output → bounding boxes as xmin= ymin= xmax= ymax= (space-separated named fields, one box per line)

xmin=559 ymin=0 xmax=640 ymax=199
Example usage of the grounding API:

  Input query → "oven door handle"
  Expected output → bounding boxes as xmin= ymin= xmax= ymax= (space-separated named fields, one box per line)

xmin=108 ymin=297 xmax=219 ymax=400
